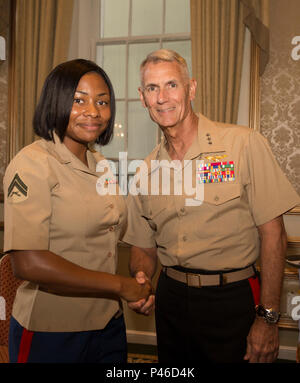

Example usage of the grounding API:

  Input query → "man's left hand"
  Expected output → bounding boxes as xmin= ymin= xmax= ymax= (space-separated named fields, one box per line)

xmin=127 ymin=271 xmax=155 ymax=316
xmin=244 ymin=317 xmax=279 ymax=363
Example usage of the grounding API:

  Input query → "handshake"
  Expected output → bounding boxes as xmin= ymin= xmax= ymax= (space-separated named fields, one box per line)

xmin=120 ymin=271 xmax=155 ymax=316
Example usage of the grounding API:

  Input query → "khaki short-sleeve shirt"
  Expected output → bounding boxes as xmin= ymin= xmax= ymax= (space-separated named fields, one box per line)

xmin=123 ymin=114 xmax=300 ymax=271
xmin=3 ymin=133 xmax=127 ymax=331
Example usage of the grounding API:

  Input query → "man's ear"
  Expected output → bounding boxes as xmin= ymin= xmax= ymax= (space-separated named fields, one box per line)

xmin=138 ymin=87 xmax=147 ymax=108
xmin=189 ymin=78 xmax=197 ymax=102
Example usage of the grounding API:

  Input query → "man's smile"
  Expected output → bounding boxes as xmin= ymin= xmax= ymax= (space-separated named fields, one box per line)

xmin=156 ymin=107 xmax=176 ymax=113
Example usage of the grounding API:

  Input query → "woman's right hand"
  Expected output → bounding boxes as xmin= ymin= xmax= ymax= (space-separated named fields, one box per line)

xmin=119 ymin=276 xmax=153 ymax=303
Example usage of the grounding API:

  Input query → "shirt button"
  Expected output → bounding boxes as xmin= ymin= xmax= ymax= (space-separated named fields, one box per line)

xmin=109 ymin=203 xmax=114 ymax=208
xmin=214 ymin=196 xmax=219 ymax=201
xmin=108 ymin=252 xmax=113 ymax=257
xmin=109 ymin=226 xmax=115 ymax=232
xmin=182 ymin=235 xmax=187 ymax=242
xmin=180 ymin=207 xmax=186 ymax=215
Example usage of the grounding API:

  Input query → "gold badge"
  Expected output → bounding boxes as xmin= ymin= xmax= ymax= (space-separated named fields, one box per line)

xmin=204 ymin=154 xmax=227 ymax=162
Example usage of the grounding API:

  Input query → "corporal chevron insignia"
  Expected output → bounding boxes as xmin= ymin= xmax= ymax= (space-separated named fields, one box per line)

xmin=7 ymin=173 xmax=29 ymax=203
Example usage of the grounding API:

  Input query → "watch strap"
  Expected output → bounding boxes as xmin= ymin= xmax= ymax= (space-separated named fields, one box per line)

xmin=255 ymin=304 xmax=281 ymax=324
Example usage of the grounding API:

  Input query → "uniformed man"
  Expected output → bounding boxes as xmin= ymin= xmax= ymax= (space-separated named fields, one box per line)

xmin=123 ymin=49 xmax=300 ymax=363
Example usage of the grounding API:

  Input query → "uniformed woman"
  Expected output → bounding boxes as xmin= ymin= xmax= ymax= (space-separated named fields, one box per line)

xmin=3 ymin=59 xmax=152 ymax=363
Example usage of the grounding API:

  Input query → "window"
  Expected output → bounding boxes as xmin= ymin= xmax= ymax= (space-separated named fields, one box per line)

xmin=95 ymin=0 xmax=191 ymax=161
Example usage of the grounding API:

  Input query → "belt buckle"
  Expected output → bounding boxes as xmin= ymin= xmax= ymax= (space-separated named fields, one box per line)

xmin=186 ymin=273 xmax=202 ymax=287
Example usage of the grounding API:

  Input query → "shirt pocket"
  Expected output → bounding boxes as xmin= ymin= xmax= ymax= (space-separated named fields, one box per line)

xmin=204 ymin=183 xmax=241 ymax=205
xmin=200 ymin=183 xmax=242 ymax=237
xmin=140 ymin=195 xmax=169 ymax=232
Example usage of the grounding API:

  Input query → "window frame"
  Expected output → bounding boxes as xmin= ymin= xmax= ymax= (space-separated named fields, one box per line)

xmin=91 ymin=0 xmax=191 ymax=161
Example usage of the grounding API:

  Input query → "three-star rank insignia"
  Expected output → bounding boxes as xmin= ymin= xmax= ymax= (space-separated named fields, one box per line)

xmin=7 ymin=173 xmax=28 ymax=203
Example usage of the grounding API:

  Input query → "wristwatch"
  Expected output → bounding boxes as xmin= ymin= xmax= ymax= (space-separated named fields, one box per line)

xmin=256 ymin=304 xmax=281 ymax=324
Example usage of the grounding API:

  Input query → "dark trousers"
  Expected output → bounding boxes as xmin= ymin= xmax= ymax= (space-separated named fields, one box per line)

xmin=155 ymin=269 xmax=260 ymax=364
xmin=9 ymin=314 xmax=127 ymax=363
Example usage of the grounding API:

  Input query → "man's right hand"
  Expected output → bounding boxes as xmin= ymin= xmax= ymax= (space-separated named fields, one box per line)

xmin=128 ymin=271 xmax=155 ymax=316
xmin=119 ymin=274 xmax=153 ymax=304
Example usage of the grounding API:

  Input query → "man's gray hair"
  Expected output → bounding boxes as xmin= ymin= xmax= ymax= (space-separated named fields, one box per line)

xmin=140 ymin=49 xmax=190 ymax=85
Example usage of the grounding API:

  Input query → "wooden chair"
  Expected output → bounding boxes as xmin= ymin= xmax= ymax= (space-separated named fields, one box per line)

xmin=0 ymin=254 xmax=22 ymax=363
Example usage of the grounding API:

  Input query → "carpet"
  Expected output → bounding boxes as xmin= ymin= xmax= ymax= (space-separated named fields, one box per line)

xmin=127 ymin=353 xmax=158 ymax=363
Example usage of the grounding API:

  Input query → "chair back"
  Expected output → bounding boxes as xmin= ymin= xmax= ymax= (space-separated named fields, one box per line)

xmin=0 ymin=254 xmax=22 ymax=347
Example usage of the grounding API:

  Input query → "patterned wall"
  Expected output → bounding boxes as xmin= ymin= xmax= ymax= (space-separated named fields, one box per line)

xmin=0 ymin=0 xmax=10 ymax=193
xmin=260 ymin=0 xmax=300 ymax=196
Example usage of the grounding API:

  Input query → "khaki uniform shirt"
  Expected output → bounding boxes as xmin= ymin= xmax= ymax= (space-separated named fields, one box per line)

xmin=124 ymin=114 xmax=300 ymax=271
xmin=3 ymin=133 xmax=127 ymax=332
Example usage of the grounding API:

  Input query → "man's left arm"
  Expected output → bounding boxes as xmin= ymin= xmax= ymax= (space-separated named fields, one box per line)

xmin=244 ymin=215 xmax=287 ymax=363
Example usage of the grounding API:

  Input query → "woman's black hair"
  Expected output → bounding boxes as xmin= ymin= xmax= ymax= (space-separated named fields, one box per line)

xmin=33 ymin=59 xmax=115 ymax=146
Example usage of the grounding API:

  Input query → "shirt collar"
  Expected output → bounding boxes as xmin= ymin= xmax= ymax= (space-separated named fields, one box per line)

xmin=192 ymin=113 xmax=226 ymax=158
xmin=156 ymin=113 xmax=226 ymax=162
xmin=44 ymin=132 xmax=105 ymax=175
